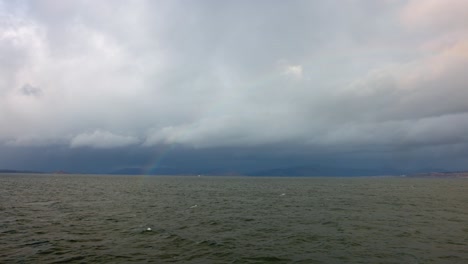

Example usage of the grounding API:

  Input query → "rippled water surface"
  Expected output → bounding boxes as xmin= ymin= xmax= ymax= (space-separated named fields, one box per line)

xmin=1 ymin=174 xmax=467 ymax=263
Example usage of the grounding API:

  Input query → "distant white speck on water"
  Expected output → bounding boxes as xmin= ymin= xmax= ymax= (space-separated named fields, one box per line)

xmin=146 ymin=227 xmax=151 ymax=231
xmin=190 ymin=205 xmax=198 ymax=208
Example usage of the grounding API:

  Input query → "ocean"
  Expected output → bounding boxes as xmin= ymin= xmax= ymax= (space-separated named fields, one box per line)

xmin=1 ymin=174 xmax=467 ymax=263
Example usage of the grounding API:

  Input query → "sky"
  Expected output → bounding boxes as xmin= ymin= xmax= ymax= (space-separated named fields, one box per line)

xmin=1 ymin=0 xmax=468 ymax=175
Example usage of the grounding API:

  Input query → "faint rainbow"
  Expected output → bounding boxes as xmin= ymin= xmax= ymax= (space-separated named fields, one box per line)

xmin=142 ymin=143 xmax=177 ymax=175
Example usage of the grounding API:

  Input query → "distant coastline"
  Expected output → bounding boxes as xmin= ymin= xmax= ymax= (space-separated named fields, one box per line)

xmin=0 ymin=169 xmax=69 ymax=174
xmin=2 ymin=168 xmax=468 ymax=178
xmin=406 ymin=172 xmax=468 ymax=178
xmin=0 ymin=169 xmax=44 ymax=174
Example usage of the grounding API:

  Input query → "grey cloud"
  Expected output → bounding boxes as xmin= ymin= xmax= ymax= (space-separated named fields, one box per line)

xmin=1 ymin=0 xmax=468 ymax=172
xmin=20 ymin=83 xmax=42 ymax=96
xmin=70 ymin=130 xmax=139 ymax=149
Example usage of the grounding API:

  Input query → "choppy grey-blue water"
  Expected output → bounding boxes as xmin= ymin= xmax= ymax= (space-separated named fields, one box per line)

xmin=1 ymin=174 xmax=467 ymax=263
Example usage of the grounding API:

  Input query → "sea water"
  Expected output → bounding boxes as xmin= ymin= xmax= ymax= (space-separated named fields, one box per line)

xmin=1 ymin=174 xmax=467 ymax=263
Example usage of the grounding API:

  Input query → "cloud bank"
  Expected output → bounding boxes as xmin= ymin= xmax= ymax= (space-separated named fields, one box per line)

xmin=1 ymin=0 xmax=468 ymax=171
xmin=70 ymin=130 xmax=139 ymax=148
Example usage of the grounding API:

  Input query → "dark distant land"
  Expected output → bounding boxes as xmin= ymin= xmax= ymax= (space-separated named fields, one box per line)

xmin=106 ymin=165 xmax=454 ymax=177
xmin=1 ymin=167 xmax=468 ymax=178
xmin=405 ymin=172 xmax=468 ymax=178
xmin=0 ymin=169 xmax=44 ymax=174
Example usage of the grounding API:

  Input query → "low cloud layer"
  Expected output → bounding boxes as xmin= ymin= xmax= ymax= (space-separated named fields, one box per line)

xmin=70 ymin=130 xmax=139 ymax=149
xmin=1 ymin=0 xmax=468 ymax=172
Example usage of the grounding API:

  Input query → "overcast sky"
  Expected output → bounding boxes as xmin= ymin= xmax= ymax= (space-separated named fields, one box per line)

xmin=1 ymin=0 xmax=468 ymax=174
